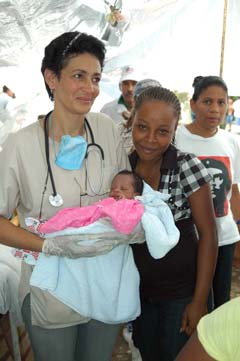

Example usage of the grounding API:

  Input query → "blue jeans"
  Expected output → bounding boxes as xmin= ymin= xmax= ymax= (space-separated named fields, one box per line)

xmin=213 ymin=243 xmax=235 ymax=308
xmin=22 ymin=294 xmax=120 ymax=361
xmin=132 ymin=296 xmax=192 ymax=361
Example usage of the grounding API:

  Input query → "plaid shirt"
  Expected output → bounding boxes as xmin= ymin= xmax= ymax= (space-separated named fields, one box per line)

xmin=129 ymin=145 xmax=212 ymax=221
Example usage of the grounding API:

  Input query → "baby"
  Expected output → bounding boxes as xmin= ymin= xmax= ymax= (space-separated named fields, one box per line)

xmin=109 ymin=169 xmax=143 ymax=200
xmin=38 ymin=170 xmax=144 ymax=235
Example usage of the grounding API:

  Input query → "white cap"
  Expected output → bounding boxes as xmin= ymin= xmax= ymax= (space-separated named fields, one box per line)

xmin=119 ymin=66 xmax=140 ymax=83
xmin=134 ymin=79 xmax=162 ymax=98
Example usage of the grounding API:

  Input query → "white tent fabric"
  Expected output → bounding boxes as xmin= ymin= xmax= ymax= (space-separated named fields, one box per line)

xmin=0 ymin=0 xmax=239 ymax=143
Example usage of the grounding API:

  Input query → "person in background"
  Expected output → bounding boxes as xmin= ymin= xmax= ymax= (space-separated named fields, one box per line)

xmin=129 ymin=86 xmax=218 ymax=361
xmin=225 ymin=97 xmax=234 ymax=131
xmin=118 ymin=78 xmax=162 ymax=154
xmin=175 ymin=75 xmax=240 ymax=310
xmin=0 ymin=31 xmax=131 ymax=361
xmin=175 ymin=297 xmax=240 ymax=361
xmin=232 ymin=97 xmax=240 ymax=125
xmin=0 ymin=85 xmax=16 ymax=111
xmin=100 ymin=65 xmax=139 ymax=124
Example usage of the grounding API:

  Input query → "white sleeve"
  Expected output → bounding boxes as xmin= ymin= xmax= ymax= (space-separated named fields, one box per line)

xmin=231 ymin=134 xmax=240 ymax=184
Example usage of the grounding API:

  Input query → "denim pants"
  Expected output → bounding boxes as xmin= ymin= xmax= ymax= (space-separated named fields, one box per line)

xmin=213 ymin=243 xmax=236 ymax=308
xmin=22 ymin=294 xmax=120 ymax=361
xmin=132 ymin=296 xmax=192 ymax=361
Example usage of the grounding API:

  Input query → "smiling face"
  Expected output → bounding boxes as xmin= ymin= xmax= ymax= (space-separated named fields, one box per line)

xmin=132 ymin=100 xmax=178 ymax=163
xmin=190 ymin=85 xmax=228 ymax=131
xmin=45 ymin=52 xmax=101 ymax=117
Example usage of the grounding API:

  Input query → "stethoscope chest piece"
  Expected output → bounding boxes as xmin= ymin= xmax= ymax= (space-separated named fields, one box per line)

xmin=49 ymin=193 xmax=64 ymax=207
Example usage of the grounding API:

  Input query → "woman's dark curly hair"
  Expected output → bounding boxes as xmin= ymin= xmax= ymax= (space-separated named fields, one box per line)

xmin=41 ymin=32 xmax=106 ymax=100
xmin=192 ymin=75 xmax=228 ymax=101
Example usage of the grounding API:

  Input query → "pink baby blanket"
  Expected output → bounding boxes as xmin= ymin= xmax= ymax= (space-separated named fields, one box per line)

xmin=38 ymin=197 xmax=144 ymax=235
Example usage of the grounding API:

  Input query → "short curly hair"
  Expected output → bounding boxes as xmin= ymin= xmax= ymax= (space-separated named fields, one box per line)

xmin=41 ymin=32 xmax=106 ymax=100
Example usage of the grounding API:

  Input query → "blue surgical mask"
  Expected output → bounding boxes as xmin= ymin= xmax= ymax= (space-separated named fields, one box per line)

xmin=55 ymin=135 xmax=87 ymax=170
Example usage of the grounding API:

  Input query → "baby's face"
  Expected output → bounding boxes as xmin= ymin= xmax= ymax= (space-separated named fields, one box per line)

xmin=110 ymin=174 xmax=136 ymax=200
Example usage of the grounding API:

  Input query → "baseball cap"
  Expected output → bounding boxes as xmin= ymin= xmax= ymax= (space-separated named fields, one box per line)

xmin=119 ymin=66 xmax=140 ymax=83
xmin=134 ymin=79 xmax=162 ymax=99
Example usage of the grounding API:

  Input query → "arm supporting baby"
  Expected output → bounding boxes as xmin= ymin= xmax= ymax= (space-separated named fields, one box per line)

xmin=42 ymin=222 xmax=145 ymax=258
xmin=41 ymin=185 xmax=180 ymax=259
xmin=0 ymin=215 xmax=43 ymax=252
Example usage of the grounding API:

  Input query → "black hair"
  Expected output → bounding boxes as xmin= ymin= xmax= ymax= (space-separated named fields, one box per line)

xmin=3 ymin=85 xmax=9 ymax=93
xmin=134 ymin=86 xmax=181 ymax=121
xmin=41 ymin=31 xmax=106 ymax=100
xmin=192 ymin=76 xmax=228 ymax=101
xmin=116 ymin=170 xmax=144 ymax=195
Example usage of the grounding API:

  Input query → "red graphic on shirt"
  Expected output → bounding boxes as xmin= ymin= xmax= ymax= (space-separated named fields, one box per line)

xmin=199 ymin=156 xmax=232 ymax=217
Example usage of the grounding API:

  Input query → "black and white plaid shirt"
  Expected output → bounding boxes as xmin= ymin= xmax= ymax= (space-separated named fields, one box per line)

xmin=129 ymin=145 xmax=212 ymax=221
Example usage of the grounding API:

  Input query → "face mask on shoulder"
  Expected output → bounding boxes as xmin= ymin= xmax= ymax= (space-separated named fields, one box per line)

xmin=55 ymin=135 xmax=87 ymax=170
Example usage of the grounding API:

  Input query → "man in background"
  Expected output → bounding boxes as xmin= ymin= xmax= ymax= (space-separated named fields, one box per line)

xmin=232 ymin=97 xmax=240 ymax=125
xmin=100 ymin=66 xmax=139 ymax=124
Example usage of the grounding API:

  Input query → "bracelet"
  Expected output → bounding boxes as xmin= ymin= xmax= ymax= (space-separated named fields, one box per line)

xmin=236 ymin=220 xmax=240 ymax=225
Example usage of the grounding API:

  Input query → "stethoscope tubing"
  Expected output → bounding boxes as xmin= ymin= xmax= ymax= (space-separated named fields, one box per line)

xmin=84 ymin=117 xmax=104 ymax=161
xmin=44 ymin=111 xmax=58 ymax=197
xmin=43 ymin=111 xmax=105 ymax=205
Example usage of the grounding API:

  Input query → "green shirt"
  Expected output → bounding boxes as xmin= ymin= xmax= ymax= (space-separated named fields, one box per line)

xmin=198 ymin=297 xmax=240 ymax=361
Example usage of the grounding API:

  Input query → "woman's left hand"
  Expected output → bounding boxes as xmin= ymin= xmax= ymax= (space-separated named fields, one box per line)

xmin=181 ymin=301 xmax=208 ymax=336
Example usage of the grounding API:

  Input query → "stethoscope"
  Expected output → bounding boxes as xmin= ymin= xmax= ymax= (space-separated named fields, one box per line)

xmin=43 ymin=111 xmax=105 ymax=208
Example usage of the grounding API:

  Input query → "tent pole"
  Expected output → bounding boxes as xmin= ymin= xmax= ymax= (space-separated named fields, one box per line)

xmin=220 ymin=0 xmax=228 ymax=77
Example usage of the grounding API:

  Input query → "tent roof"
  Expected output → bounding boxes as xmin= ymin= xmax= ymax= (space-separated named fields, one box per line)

xmin=0 ymin=0 xmax=239 ymax=96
